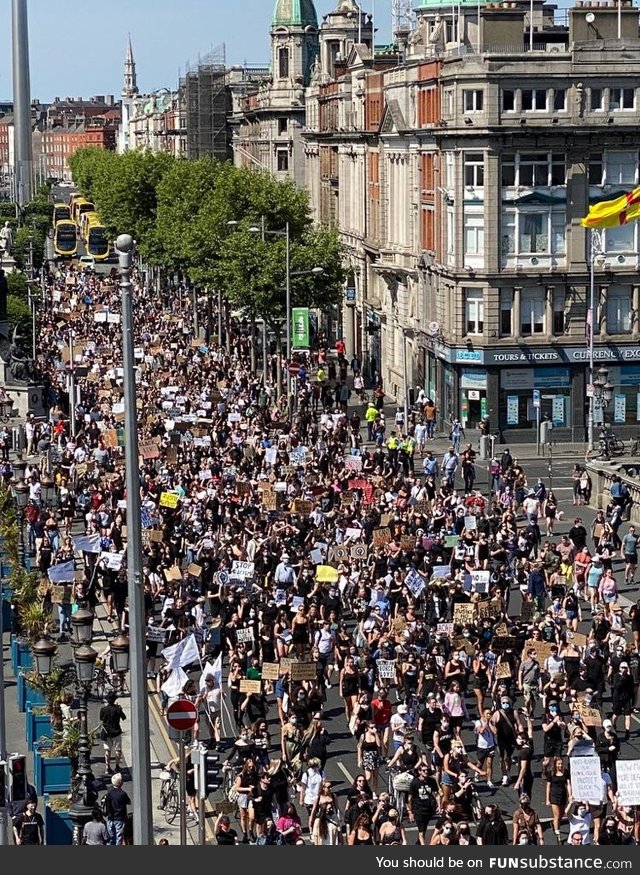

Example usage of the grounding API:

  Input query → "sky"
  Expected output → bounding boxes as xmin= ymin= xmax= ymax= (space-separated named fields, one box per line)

xmin=0 ymin=0 xmax=389 ymax=103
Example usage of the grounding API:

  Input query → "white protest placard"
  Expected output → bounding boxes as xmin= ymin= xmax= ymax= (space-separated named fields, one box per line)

xmin=275 ymin=589 xmax=287 ymax=606
xmin=345 ymin=457 xmax=362 ymax=472
xmin=264 ymin=448 xmax=278 ymax=466
xmin=100 ymin=551 xmax=124 ymax=571
xmin=470 ymin=570 xmax=490 ymax=594
xmin=616 ymin=759 xmax=640 ymax=806
xmin=405 ymin=568 xmax=426 ymax=598
xmin=464 ymin=515 xmax=477 ymax=531
xmin=290 ymin=446 xmax=308 ymax=466
xmin=431 ymin=565 xmax=451 ymax=580
xmin=291 ymin=596 xmax=305 ymax=611
xmin=570 ymin=757 xmax=604 ymax=805
xmin=377 ymin=659 xmax=396 ymax=680
xmin=227 ymin=413 xmax=241 ymax=423
xmin=231 ymin=561 xmax=255 ymax=580
xmin=236 ymin=627 xmax=254 ymax=644
xmin=437 ymin=623 xmax=455 ymax=637
xmin=310 ymin=548 xmax=325 ymax=565
xmin=345 ymin=527 xmax=362 ymax=541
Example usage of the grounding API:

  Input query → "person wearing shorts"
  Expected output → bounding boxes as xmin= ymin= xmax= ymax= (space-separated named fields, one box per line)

xmin=99 ymin=691 xmax=126 ymax=775
xmin=621 ymin=527 xmax=639 ymax=587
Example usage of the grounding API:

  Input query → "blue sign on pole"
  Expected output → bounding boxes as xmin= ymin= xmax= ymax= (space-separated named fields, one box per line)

xmin=533 ymin=389 xmax=541 ymax=408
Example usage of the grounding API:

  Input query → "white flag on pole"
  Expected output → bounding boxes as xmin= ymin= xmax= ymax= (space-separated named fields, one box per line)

xmin=162 ymin=633 xmax=201 ymax=670
xmin=199 ymin=660 xmax=217 ymax=692
xmin=161 ymin=668 xmax=189 ymax=699
xmin=73 ymin=534 xmax=102 ymax=554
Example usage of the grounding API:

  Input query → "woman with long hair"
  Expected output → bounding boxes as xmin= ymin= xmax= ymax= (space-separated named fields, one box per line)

xmin=545 ymin=756 xmax=572 ymax=843
xmin=233 ymin=756 xmax=260 ymax=843
xmin=339 ymin=655 xmax=361 ymax=723
xmin=311 ymin=801 xmax=342 ymax=845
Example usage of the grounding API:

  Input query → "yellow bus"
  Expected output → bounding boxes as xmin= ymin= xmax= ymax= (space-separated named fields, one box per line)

xmin=52 ymin=202 xmax=71 ymax=225
xmin=68 ymin=192 xmax=85 ymax=220
xmin=80 ymin=210 xmax=99 ymax=243
xmin=71 ymin=197 xmax=95 ymax=226
xmin=86 ymin=221 xmax=110 ymax=261
xmin=53 ymin=220 xmax=78 ymax=258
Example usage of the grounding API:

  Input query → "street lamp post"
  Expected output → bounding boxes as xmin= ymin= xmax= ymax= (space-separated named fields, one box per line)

xmin=116 ymin=234 xmax=153 ymax=845
xmin=69 ymin=642 xmax=98 ymax=845
xmin=587 ymin=229 xmax=605 ymax=451
xmin=592 ymin=365 xmax=615 ymax=458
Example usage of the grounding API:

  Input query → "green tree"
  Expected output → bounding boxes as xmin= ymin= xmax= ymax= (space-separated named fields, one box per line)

xmin=7 ymin=295 xmax=31 ymax=339
xmin=7 ymin=271 xmax=27 ymax=299
xmin=12 ymin=227 xmax=45 ymax=272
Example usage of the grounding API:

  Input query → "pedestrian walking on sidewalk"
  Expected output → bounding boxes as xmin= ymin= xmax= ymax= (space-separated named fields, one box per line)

xmin=99 ymin=691 xmax=126 ymax=775
xmin=103 ymin=773 xmax=131 ymax=846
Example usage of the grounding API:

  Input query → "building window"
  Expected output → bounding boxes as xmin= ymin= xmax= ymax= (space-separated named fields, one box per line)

xmin=605 ymin=150 xmax=637 ymax=185
xmin=465 ymin=288 xmax=484 ymax=334
xmin=590 ymin=87 xmax=604 ymax=111
xmin=501 ymin=152 xmax=565 ymax=188
xmin=464 ymin=153 xmax=484 ymax=188
xmin=610 ymin=87 xmax=635 ymax=110
xmin=589 ymin=150 xmax=638 ymax=186
xmin=444 ymin=151 xmax=455 ymax=188
xmin=277 ymin=118 xmax=288 ymax=135
xmin=553 ymin=289 xmax=566 ymax=334
xmin=446 ymin=206 xmax=455 ymax=261
xmin=553 ymin=89 xmax=567 ymax=111
xmin=277 ymin=149 xmax=289 ymax=172
xmin=607 ymin=285 xmax=632 ymax=333
xmin=444 ymin=90 xmax=454 ymax=116
xmin=522 ymin=89 xmax=548 ymax=111
xmin=521 ymin=291 xmax=545 ymax=335
xmin=463 ymin=90 xmax=484 ymax=112
xmin=502 ymin=89 xmax=515 ymax=111
xmin=605 ymin=223 xmax=635 ymax=253
xmin=502 ymin=208 xmax=566 ymax=257
xmin=500 ymin=289 xmax=513 ymax=336
xmin=464 ymin=213 xmax=484 ymax=256
xmin=278 ymin=47 xmax=289 ymax=79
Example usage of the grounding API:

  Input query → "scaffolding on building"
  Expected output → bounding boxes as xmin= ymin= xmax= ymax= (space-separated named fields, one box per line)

xmin=180 ymin=43 xmax=230 ymax=161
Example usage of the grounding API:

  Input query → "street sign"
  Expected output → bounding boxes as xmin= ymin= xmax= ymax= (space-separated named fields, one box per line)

xmin=166 ymin=699 xmax=198 ymax=732
xmin=586 ymin=383 xmax=594 ymax=398
xmin=533 ymin=389 xmax=541 ymax=408
xmin=288 ymin=362 xmax=301 ymax=377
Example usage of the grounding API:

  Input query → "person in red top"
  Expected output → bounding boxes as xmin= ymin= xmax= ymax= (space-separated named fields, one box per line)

xmin=336 ymin=338 xmax=346 ymax=358
xmin=372 ymin=688 xmax=392 ymax=756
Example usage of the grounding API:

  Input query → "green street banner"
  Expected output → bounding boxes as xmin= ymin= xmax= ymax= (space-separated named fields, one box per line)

xmin=292 ymin=307 xmax=310 ymax=348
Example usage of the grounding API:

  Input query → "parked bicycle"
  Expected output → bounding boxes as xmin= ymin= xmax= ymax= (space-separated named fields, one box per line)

xmin=157 ymin=767 xmax=179 ymax=824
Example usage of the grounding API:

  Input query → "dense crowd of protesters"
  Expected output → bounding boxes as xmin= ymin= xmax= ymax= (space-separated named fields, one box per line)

xmin=11 ymin=262 xmax=640 ymax=846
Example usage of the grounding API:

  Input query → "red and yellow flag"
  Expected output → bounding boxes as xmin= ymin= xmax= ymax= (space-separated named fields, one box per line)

xmin=581 ymin=187 xmax=640 ymax=229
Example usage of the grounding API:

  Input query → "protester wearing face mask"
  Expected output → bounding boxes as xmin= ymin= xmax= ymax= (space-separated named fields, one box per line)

xmin=477 ymin=805 xmax=509 ymax=846
xmin=457 ymin=821 xmax=477 ymax=846
xmin=542 ymin=700 xmax=567 ymax=768
xmin=512 ymin=794 xmax=544 ymax=845
xmin=430 ymin=819 xmax=458 ymax=846
xmin=598 ymin=816 xmax=627 ymax=845
xmin=490 ymin=696 xmax=524 ymax=787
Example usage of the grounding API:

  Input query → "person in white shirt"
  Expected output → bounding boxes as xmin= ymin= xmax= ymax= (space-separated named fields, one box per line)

xmin=299 ymin=758 xmax=324 ymax=812
xmin=523 ymin=492 xmax=540 ymax=522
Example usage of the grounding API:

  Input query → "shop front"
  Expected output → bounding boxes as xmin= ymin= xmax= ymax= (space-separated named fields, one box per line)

xmin=423 ymin=341 xmax=640 ymax=442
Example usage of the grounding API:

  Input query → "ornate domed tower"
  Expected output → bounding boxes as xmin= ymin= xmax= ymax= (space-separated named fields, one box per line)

xmin=271 ymin=0 xmax=320 ymax=92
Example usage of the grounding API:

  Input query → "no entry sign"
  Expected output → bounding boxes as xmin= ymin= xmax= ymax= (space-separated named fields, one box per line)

xmin=166 ymin=699 xmax=198 ymax=732
xmin=288 ymin=363 xmax=300 ymax=377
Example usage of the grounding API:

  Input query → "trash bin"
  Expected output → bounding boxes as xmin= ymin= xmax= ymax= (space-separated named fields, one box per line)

xmin=479 ymin=435 xmax=488 ymax=460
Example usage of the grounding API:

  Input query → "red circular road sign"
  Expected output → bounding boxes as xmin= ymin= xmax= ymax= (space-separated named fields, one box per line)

xmin=288 ymin=363 xmax=301 ymax=377
xmin=166 ymin=699 xmax=198 ymax=731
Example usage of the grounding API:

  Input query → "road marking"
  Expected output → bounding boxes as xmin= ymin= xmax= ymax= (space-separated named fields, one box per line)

xmin=337 ymin=761 xmax=355 ymax=785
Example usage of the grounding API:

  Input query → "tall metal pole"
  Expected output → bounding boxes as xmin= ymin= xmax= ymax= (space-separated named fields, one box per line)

xmin=587 ymin=229 xmax=602 ymax=452
xmin=11 ymin=0 xmax=33 ymax=207
xmin=68 ymin=329 xmax=76 ymax=440
xmin=285 ymin=222 xmax=291 ymax=364
xmin=179 ymin=735 xmax=187 ymax=847
xmin=402 ymin=328 xmax=408 ymax=434
xmin=0 ymin=574 xmax=9 ymax=847
xmin=117 ymin=234 xmax=153 ymax=846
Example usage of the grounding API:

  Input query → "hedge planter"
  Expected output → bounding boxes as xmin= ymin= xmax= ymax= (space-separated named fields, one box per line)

xmin=44 ymin=796 xmax=73 ymax=846
xmin=10 ymin=636 xmax=32 ymax=675
xmin=33 ymin=744 xmax=72 ymax=795
xmin=17 ymin=672 xmax=46 ymax=713
xmin=26 ymin=705 xmax=54 ymax=751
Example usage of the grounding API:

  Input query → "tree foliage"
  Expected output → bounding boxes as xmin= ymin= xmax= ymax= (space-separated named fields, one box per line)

xmin=69 ymin=148 xmax=348 ymax=318
xmin=12 ymin=226 xmax=45 ymax=272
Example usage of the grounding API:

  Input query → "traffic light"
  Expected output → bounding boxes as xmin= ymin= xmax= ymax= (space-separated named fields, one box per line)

xmin=8 ymin=754 xmax=27 ymax=802
xmin=199 ymin=750 xmax=221 ymax=798
xmin=0 ymin=761 xmax=6 ymax=808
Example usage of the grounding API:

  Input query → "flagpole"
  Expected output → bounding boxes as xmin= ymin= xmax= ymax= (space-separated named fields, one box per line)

xmin=588 ymin=229 xmax=603 ymax=452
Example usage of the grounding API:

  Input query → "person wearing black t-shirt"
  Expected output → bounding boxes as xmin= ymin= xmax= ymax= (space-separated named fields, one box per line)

xmin=13 ymin=800 xmax=44 ymax=845
xmin=215 ymin=814 xmax=239 ymax=845
xmin=418 ymin=697 xmax=443 ymax=750
xmin=407 ymin=764 xmax=438 ymax=845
